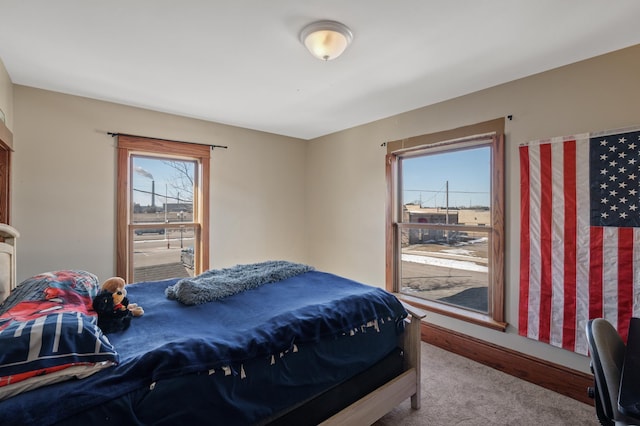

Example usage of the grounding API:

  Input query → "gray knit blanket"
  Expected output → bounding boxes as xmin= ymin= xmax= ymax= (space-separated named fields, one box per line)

xmin=165 ymin=260 xmax=314 ymax=305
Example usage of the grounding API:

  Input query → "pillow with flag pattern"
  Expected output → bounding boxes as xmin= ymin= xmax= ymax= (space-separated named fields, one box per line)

xmin=0 ymin=270 xmax=119 ymax=400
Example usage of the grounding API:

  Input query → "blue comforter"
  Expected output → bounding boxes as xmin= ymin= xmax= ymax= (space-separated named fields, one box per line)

xmin=0 ymin=271 xmax=406 ymax=426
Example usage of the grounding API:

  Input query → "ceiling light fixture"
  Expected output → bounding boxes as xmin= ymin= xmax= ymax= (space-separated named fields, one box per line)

xmin=299 ymin=20 xmax=353 ymax=61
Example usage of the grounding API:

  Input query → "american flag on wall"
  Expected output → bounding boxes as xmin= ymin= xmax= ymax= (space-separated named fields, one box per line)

xmin=519 ymin=127 xmax=640 ymax=355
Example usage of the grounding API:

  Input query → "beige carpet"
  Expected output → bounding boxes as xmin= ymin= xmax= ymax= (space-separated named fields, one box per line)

xmin=374 ymin=342 xmax=599 ymax=426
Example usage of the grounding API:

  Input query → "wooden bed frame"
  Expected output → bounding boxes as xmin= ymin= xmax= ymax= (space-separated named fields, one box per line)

xmin=320 ymin=303 xmax=425 ymax=425
xmin=0 ymin=223 xmax=19 ymax=303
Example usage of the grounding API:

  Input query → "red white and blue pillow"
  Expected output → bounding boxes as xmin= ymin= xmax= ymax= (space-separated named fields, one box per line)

xmin=0 ymin=270 xmax=118 ymax=400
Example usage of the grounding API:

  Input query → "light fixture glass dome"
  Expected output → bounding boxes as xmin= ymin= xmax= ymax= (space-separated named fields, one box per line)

xmin=299 ymin=20 xmax=353 ymax=61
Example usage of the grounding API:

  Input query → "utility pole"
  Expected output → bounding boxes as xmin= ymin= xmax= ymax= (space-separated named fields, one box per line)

xmin=445 ymin=180 xmax=449 ymax=226
xmin=445 ymin=181 xmax=449 ymax=244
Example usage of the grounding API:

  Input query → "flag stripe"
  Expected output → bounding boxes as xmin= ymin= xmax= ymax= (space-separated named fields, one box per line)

xmin=633 ymin=229 xmax=640 ymax=318
xmin=519 ymin=145 xmax=531 ymax=335
xmin=528 ymin=143 xmax=542 ymax=340
xmin=550 ymin=141 xmax=566 ymax=347
xmin=602 ymin=227 xmax=619 ymax=329
xmin=618 ymin=228 xmax=635 ymax=341
xmin=574 ymin=138 xmax=591 ymax=355
xmin=539 ymin=143 xmax=553 ymax=343
xmin=589 ymin=226 xmax=604 ymax=319
xmin=562 ymin=140 xmax=577 ymax=350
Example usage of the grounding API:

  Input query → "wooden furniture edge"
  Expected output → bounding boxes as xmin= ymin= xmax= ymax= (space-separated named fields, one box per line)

xmin=397 ymin=293 xmax=507 ymax=331
xmin=403 ymin=306 xmax=423 ymax=409
xmin=320 ymin=307 xmax=423 ymax=425
xmin=0 ymin=119 xmax=12 ymax=150
xmin=0 ymin=122 xmax=13 ymax=225
xmin=320 ymin=369 xmax=417 ymax=425
xmin=421 ymin=321 xmax=594 ymax=405
xmin=0 ymin=224 xmax=19 ymax=292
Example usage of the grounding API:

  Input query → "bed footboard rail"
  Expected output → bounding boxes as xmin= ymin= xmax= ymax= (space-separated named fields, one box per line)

xmin=320 ymin=302 xmax=425 ymax=426
xmin=402 ymin=303 xmax=426 ymax=409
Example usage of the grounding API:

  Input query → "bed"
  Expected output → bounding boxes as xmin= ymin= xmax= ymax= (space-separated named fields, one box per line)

xmin=0 ymin=262 xmax=423 ymax=426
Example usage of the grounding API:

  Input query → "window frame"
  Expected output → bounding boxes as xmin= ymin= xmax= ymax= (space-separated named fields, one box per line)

xmin=116 ymin=135 xmax=210 ymax=282
xmin=385 ymin=119 xmax=506 ymax=331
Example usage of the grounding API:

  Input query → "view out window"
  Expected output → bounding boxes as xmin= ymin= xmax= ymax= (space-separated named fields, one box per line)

xmin=116 ymin=135 xmax=210 ymax=283
xmin=386 ymin=120 xmax=505 ymax=330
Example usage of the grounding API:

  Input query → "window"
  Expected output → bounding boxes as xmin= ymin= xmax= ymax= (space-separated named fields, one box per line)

xmin=116 ymin=135 xmax=210 ymax=283
xmin=386 ymin=119 xmax=505 ymax=330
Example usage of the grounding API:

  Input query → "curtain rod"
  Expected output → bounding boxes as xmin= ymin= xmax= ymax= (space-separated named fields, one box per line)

xmin=107 ymin=132 xmax=228 ymax=150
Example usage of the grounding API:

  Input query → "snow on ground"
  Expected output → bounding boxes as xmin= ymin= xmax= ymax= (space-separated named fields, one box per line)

xmin=402 ymin=253 xmax=488 ymax=273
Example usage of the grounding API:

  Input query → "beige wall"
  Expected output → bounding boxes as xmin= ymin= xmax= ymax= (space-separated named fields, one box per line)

xmin=307 ymin=44 xmax=640 ymax=373
xmin=8 ymin=44 xmax=640 ymax=375
xmin=0 ymin=57 xmax=13 ymax=132
xmin=12 ymin=86 xmax=308 ymax=283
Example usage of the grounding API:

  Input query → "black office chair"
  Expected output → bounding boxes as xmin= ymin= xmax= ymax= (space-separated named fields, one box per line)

xmin=586 ymin=318 xmax=637 ymax=426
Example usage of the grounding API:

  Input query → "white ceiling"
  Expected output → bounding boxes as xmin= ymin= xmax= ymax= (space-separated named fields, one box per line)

xmin=1 ymin=1 xmax=640 ymax=140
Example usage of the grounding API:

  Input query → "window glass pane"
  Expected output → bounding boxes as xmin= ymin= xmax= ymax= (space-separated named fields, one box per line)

xmin=401 ymin=146 xmax=490 ymax=225
xmin=399 ymin=231 xmax=489 ymax=313
xmin=131 ymin=156 xmax=196 ymax=282
xmin=399 ymin=145 xmax=491 ymax=313
xmin=132 ymin=156 xmax=195 ymax=223
xmin=132 ymin=226 xmax=196 ymax=282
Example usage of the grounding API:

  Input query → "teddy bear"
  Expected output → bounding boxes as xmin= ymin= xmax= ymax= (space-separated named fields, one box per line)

xmin=92 ymin=276 xmax=144 ymax=333
xmin=101 ymin=277 xmax=144 ymax=316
